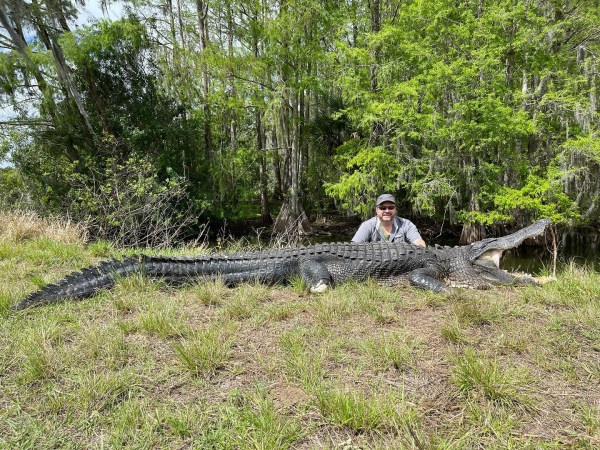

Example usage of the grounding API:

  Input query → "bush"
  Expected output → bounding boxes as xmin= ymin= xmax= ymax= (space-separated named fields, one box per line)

xmin=64 ymin=156 xmax=200 ymax=248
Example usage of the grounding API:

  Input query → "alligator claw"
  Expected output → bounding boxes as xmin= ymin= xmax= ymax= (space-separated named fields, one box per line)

xmin=309 ymin=280 xmax=329 ymax=293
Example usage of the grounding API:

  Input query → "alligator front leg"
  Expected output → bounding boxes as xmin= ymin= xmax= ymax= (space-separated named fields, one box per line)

xmin=299 ymin=259 xmax=333 ymax=293
xmin=407 ymin=268 xmax=448 ymax=292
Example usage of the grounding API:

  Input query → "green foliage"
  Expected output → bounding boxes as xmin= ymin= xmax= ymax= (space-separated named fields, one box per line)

xmin=327 ymin=0 xmax=600 ymax=224
xmin=0 ymin=168 xmax=27 ymax=209
xmin=493 ymin=172 xmax=577 ymax=224
xmin=2 ymin=0 xmax=600 ymax=230
xmin=325 ymin=142 xmax=400 ymax=217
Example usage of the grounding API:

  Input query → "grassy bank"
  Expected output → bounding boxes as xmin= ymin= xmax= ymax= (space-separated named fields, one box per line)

xmin=1 ymin=214 xmax=599 ymax=448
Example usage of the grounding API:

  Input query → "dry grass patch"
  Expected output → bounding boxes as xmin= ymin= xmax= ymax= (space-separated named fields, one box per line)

xmin=0 ymin=211 xmax=87 ymax=244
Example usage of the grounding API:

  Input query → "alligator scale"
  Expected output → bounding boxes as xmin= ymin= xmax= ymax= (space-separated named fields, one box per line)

xmin=13 ymin=219 xmax=551 ymax=310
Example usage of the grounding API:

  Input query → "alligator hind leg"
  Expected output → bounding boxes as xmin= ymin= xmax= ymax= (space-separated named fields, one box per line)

xmin=299 ymin=259 xmax=333 ymax=293
xmin=407 ymin=268 xmax=448 ymax=292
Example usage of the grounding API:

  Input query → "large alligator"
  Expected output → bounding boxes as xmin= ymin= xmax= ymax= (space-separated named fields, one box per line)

xmin=13 ymin=219 xmax=551 ymax=310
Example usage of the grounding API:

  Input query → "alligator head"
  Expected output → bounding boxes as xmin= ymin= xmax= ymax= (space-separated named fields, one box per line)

xmin=445 ymin=219 xmax=552 ymax=288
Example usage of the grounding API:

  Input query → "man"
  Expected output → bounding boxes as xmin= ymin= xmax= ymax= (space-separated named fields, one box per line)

xmin=351 ymin=194 xmax=426 ymax=247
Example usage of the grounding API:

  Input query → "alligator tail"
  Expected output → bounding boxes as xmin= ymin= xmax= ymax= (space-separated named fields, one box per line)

xmin=12 ymin=256 xmax=144 ymax=310
xmin=12 ymin=254 xmax=283 ymax=310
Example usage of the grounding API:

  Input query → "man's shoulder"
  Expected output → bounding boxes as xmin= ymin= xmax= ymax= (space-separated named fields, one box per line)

xmin=352 ymin=216 xmax=379 ymax=242
xmin=396 ymin=217 xmax=416 ymax=227
xmin=359 ymin=217 xmax=378 ymax=228
xmin=364 ymin=216 xmax=378 ymax=225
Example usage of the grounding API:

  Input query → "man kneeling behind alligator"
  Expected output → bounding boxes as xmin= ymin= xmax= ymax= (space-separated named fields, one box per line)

xmin=13 ymin=218 xmax=553 ymax=310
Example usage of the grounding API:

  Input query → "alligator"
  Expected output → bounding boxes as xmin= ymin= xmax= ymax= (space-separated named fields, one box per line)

xmin=12 ymin=219 xmax=551 ymax=310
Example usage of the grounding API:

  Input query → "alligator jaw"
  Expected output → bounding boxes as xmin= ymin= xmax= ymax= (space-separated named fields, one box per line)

xmin=469 ymin=219 xmax=551 ymax=262
xmin=476 ymin=249 xmax=503 ymax=268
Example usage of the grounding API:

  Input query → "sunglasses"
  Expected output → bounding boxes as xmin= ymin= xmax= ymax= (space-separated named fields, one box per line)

xmin=378 ymin=205 xmax=396 ymax=211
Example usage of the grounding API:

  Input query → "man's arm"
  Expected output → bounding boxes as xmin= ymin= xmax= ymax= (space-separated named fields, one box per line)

xmin=351 ymin=220 xmax=374 ymax=242
xmin=404 ymin=219 xmax=426 ymax=247
xmin=413 ymin=237 xmax=426 ymax=247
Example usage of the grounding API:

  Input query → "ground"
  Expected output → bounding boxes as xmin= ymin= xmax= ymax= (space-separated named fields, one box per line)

xmin=0 ymin=229 xmax=599 ymax=448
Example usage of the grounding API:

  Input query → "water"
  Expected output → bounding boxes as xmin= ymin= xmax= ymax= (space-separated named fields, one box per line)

xmin=501 ymin=231 xmax=600 ymax=275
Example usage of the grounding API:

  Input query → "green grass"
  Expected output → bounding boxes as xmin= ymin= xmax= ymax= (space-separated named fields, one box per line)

xmin=172 ymin=322 xmax=236 ymax=376
xmin=359 ymin=329 xmax=420 ymax=371
xmin=314 ymin=385 xmax=418 ymax=433
xmin=2 ymin=233 xmax=600 ymax=448
xmin=451 ymin=348 xmax=530 ymax=406
xmin=279 ymin=328 xmax=326 ymax=389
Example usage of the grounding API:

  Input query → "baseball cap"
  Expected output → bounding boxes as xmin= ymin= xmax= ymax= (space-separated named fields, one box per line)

xmin=376 ymin=194 xmax=396 ymax=206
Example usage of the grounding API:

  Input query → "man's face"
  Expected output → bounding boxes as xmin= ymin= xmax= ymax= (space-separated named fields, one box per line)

xmin=376 ymin=201 xmax=396 ymax=222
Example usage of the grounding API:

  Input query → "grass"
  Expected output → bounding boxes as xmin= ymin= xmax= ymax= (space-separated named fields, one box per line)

xmin=359 ymin=329 xmax=421 ymax=371
xmin=172 ymin=322 xmax=236 ymax=376
xmin=451 ymin=348 xmax=530 ymax=406
xmin=2 ymin=220 xmax=600 ymax=448
xmin=314 ymin=385 xmax=417 ymax=433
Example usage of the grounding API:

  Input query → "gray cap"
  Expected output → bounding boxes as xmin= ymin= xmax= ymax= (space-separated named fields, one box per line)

xmin=376 ymin=194 xmax=396 ymax=206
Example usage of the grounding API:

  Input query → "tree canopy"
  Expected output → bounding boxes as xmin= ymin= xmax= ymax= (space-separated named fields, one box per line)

xmin=1 ymin=0 xmax=599 ymax=242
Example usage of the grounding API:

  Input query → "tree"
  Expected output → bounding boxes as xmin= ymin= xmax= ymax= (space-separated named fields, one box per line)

xmin=327 ymin=0 xmax=599 ymax=239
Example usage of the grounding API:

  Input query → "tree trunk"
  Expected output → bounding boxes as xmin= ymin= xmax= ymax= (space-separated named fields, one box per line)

xmin=32 ymin=13 xmax=97 ymax=143
xmin=272 ymin=95 xmax=312 ymax=234
xmin=272 ymin=201 xmax=311 ymax=234
xmin=196 ymin=0 xmax=214 ymax=188
xmin=459 ymin=194 xmax=485 ymax=243
xmin=256 ymin=111 xmax=272 ymax=225
xmin=0 ymin=5 xmax=82 ymax=160
xmin=272 ymin=37 xmax=311 ymax=234
xmin=369 ymin=0 xmax=380 ymax=93
xmin=226 ymin=5 xmax=237 ymax=153
xmin=459 ymin=223 xmax=486 ymax=244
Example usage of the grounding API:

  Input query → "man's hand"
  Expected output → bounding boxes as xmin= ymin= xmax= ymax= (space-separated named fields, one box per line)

xmin=413 ymin=238 xmax=426 ymax=247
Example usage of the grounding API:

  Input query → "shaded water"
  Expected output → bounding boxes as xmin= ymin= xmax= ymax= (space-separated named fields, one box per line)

xmin=501 ymin=231 xmax=600 ymax=274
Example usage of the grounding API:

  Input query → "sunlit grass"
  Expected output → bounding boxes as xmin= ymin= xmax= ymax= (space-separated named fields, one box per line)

xmin=359 ymin=329 xmax=420 ymax=371
xmin=172 ymin=322 xmax=236 ymax=376
xmin=314 ymin=384 xmax=419 ymax=433
xmin=279 ymin=328 xmax=326 ymax=390
xmin=69 ymin=370 xmax=142 ymax=414
xmin=451 ymin=348 xmax=531 ymax=406
xmin=522 ymin=263 xmax=600 ymax=308
xmin=2 ymin=218 xmax=600 ymax=448
xmin=192 ymin=279 xmax=230 ymax=306
xmin=441 ymin=317 xmax=468 ymax=344
xmin=223 ymin=389 xmax=303 ymax=449
xmin=452 ymin=297 xmax=503 ymax=327
xmin=138 ymin=301 xmax=189 ymax=339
